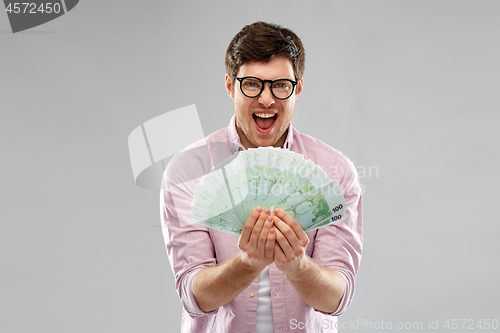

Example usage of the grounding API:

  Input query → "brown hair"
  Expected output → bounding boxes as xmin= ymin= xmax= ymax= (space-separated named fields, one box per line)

xmin=225 ymin=21 xmax=305 ymax=82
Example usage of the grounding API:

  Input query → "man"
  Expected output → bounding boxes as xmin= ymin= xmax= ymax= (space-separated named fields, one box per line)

xmin=161 ymin=22 xmax=362 ymax=332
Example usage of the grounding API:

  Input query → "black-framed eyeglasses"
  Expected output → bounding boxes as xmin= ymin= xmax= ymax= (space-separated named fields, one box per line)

xmin=233 ymin=75 xmax=298 ymax=100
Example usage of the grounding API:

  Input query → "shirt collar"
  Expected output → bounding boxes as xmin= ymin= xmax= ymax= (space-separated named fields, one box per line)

xmin=227 ymin=114 xmax=294 ymax=150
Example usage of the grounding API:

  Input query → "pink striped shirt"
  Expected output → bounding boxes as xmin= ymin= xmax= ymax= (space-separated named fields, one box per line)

xmin=161 ymin=115 xmax=363 ymax=333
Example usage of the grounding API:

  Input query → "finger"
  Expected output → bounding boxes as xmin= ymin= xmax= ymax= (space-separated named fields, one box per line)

xmin=272 ymin=215 xmax=302 ymax=251
xmin=274 ymin=227 xmax=294 ymax=260
xmin=247 ymin=208 xmax=270 ymax=256
xmin=265 ymin=227 xmax=275 ymax=261
xmin=239 ymin=207 xmax=262 ymax=248
xmin=274 ymin=208 xmax=308 ymax=243
xmin=256 ymin=214 xmax=274 ymax=259
xmin=274 ymin=241 xmax=286 ymax=264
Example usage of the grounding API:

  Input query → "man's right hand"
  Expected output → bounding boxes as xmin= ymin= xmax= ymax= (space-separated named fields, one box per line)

xmin=192 ymin=207 xmax=276 ymax=312
xmin=238 ymin=207 xmax=276 ymax=270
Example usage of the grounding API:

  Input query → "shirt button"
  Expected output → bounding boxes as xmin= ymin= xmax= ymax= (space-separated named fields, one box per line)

xmin=249 ymin=291 xmax=255 ymax=297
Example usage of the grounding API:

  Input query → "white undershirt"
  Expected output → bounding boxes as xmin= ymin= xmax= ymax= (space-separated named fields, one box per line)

xmin=255 ymin=266 xmax=274 ymax=332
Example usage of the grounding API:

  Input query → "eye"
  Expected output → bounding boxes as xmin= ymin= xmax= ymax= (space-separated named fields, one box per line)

xmin=273 ymin=81 xmax=292 ymax=90
xmin=242 ymin=78 xmax=262 ymax=90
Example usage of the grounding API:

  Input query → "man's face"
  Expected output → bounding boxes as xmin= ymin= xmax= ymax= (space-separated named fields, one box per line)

xmin=225 ymin=56 xmax=303 ymax=149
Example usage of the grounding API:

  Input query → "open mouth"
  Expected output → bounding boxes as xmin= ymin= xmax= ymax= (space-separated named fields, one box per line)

xmin=253 ymin=113 xmax=277 ymax=132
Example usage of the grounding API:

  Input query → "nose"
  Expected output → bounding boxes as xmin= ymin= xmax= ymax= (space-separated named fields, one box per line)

xmin=258 ymin=83 xmax=275 ymax=107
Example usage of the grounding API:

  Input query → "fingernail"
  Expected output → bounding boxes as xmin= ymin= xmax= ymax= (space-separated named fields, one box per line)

xmin=263 ymin=208 xmax=270 ymax=214
xmin=274 ymin=208 xmax=281 ymax=214
xmin=267 ymin=215 xmax=273 ymax=222
xmin=270 ymin=229 xmax=275 ymax=234
xmin=255 ymin=207 xmax=262 ymax=213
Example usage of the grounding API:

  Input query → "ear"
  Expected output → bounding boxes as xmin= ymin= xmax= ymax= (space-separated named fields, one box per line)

xmin=225 ymin=74 xmax=234 ymax=99
xmin=295 ymin=77 xmax=304 ymax=99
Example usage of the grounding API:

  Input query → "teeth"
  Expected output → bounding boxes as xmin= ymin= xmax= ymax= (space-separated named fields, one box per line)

xmin=254 ymin=113 xmax=275 ymax=118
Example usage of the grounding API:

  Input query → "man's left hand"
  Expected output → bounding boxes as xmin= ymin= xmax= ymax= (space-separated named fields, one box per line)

xmin=271 ymin=207 xmax=346 ymax=313
xmin=271 ymin=208 xmax=309 ymax=278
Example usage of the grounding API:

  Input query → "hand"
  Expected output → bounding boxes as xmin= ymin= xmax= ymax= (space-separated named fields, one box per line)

xmin=238 ymin=207 xmax=276 ymax=271
xmin=271 ymin=208 xmax=310 ymax=277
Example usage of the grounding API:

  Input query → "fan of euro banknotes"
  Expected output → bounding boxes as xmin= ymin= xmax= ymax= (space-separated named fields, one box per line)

xmin=190 ymin=147 xmax=347 ymax=236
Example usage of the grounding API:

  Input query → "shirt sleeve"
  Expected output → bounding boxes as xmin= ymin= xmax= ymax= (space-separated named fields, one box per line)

xmin=311 ymin=152 xmax=363 ymax=316
xmin=160 ymin=150 xmax=220 ymax=318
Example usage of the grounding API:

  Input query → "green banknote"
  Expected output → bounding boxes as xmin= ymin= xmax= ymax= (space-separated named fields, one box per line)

xmin=191 ymin=147 xmax=347 ymax=236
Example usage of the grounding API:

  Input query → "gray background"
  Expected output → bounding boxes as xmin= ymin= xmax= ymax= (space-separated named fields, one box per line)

xmin=1 ymin=1 xmax=499 ymax=332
